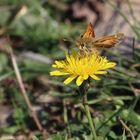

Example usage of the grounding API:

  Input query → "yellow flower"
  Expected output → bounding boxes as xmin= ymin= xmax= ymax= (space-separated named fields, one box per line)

xmin=50 ymin=51 xmax=116 ymax=86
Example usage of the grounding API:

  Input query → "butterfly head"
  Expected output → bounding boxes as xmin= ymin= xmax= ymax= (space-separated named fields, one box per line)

xmin=76 ymin=38 xmax=85 ymax=50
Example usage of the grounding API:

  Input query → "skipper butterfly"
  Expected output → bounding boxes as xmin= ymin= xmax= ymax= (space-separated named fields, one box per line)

xmin=76 ymin=23 xmax=124 ymax=54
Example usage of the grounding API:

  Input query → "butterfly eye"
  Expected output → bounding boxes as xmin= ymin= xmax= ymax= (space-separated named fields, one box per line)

xmin=80 ymin=35 xmax=83 ymax=38
xmin=80 ymin=43 xmax=85 ymax=49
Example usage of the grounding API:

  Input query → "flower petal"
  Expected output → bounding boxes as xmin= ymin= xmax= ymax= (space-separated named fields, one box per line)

xmin=50 ymin=71 xmax=69 ymax=76
xmin=83 ymin=74 xmax=89 ymax=80
xmin=52 ymin=64 xmax=57 ymax=68
xmin=52 ymin=61 xmax=65 ymax=68
xmin=103 ymin=62 xmax=116 ymax=69
xmin=95 ymin=71 xmax=107 ymax=74
xmin=76 ymin=76 xmax=84 ymax=86
xmin=90 ymin=74 xmax=100 ymax=80
xmin=64 ymin=75 xmax=77 ymax=85
xmin=55 ymin=61 xmax=65 ymax=68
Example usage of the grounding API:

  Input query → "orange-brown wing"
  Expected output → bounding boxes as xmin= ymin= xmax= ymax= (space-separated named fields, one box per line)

xmin=93 ymin=33 xmax=124 ymax=48
xmin=83 ymin=23 xmax=95 ymax=38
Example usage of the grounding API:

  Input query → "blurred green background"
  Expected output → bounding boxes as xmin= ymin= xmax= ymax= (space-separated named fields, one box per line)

xmin=0 ymin=0 xmax=140 ymax=140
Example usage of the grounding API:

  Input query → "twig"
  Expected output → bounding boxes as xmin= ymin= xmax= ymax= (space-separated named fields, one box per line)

xmin=10 ymin=52 xmax=44 ymax=131
xmin=0 ymin=39 xmax=45 ymax=135
xmin=119 ymin=118 xmax=135 ymax=140
xmin=129 ymin=83 xmax=139 ymax=96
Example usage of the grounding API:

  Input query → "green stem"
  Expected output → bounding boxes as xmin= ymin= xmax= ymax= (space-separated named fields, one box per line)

xmin=80 ymin=83 xmax=97 ymax=140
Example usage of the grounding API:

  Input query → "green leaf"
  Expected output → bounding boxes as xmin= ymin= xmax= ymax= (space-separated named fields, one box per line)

xmin=47 ymin=133 xmax=67 ymax=140
xmin=0 ymin=54 xmax=8 ymax=73
xmin=32 ymin=136 xmax=39 ymax=140
xmin=109 ymin=131 xmax=117 ymax=139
